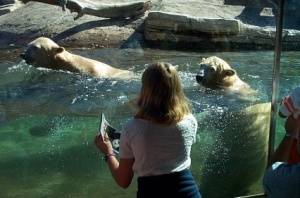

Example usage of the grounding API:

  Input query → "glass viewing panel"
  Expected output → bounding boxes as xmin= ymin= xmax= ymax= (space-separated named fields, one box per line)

xmin=0 ymin=0 xmax=300 ymax=197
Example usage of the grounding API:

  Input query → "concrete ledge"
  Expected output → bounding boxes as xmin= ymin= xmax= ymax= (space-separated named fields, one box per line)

xmin=144 ymin=11 xmax=300 ymax=51
xmin=1 ymin=0 xmax=300 ymax=51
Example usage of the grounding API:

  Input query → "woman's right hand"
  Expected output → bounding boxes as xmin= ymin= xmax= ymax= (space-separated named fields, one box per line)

xmin=284 ymin=115 xmax=300 ymax=137
xmin=94 ymin=133 xmax=113 ymax=154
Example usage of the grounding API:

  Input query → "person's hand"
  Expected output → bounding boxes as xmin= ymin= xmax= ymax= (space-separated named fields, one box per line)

xmin=94 ymin=133 xmax=113 ymax=155
xmin=279 ymin=96 xmax=289 ymax=118
xmin=284 ymin=115 xmax=300 ymax=137
xmin=280 ymin=96 xmax=289 ymax=105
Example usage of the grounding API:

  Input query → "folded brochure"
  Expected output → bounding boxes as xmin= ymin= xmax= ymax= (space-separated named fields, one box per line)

xmin=99 ymin=113 xmax=121 ymax=154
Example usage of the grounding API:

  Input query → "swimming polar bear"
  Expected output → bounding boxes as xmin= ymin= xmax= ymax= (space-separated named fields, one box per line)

xmin=20 ymin=37 xmax=135 ymax=79
xmin=196 ymin=56 xmax=257 ymax=92
xmin=193 ymin=56 xmax=271 ymax=197
xmin=193 ymin=102 xmax=271 ymax=197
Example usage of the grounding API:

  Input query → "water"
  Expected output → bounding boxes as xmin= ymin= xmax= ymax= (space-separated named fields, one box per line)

xmin=0 ymin=48 xmax=300 ymax=197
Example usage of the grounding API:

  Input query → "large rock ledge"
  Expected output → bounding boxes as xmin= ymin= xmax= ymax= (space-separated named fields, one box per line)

xmin=144 ymin=11 xmax=300 ymax=51
xmin=1 ymin=1 xmax=300 ymax=51
xmin=0 ymin=1 xmax=149 ymax=50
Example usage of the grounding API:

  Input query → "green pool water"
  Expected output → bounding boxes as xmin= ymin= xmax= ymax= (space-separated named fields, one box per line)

xmin=0 ymin=48 xmax=299 ymax=197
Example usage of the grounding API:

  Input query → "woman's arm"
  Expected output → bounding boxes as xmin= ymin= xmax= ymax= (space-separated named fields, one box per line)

xmin=266 ymin=134 xmax=295 ymax=167
xmin=106 ymin=157 xmax=135 ymax=189
xmin=94 ymin=133 xmax=135 ymax=189
xmin=267 ymin=116 xmax=300 ymax=167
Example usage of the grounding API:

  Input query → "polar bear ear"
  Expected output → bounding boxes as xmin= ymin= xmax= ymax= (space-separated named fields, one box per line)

xmin=225 ymin=69 xmax=236 ymax=76
xmin=55 ymin=47 xmax=65 ymax=54
xmin=202 ymin=58 xmax=206 ymax=61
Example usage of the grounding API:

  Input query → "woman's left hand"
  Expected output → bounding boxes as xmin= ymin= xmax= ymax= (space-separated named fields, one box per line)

xmin=94 ymin=133 xmax=113 ymax=154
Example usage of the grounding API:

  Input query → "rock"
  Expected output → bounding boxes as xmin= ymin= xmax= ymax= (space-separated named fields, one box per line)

xmin=0 ymin=1 xmax=147 ymax=49
xmin=20 ymin=0 xmax=153 ymax=20
xmin=4 ymin=0 xmax=300 ymax=51
xmin=144 ymin=10 xmax=300 ymax=50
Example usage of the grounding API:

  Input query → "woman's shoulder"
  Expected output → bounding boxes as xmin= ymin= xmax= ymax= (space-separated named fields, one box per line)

xmin=123 ymin=118 xmax=150 ymax=129
xmin=180 ymin=114 xmax=198 ymax=127
xmin=183 ymin=113 xmax=197 ymax=122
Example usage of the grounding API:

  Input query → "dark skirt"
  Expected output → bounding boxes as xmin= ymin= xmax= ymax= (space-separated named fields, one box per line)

xmin=137 ymin=169 xmax=202 ymax=198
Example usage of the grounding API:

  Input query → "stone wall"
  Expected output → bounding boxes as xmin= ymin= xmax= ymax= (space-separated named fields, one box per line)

xmin=2 ymin=1 xmax=300 ymax=51
xmin=144 ymin=11 xmax=300 ymax=51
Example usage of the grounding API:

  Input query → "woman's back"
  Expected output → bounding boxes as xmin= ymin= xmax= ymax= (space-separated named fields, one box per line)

xmin=119 ymin=114 xmax=197 ymax=177
xmin=94 ymin=62 xmax=202 ymax=198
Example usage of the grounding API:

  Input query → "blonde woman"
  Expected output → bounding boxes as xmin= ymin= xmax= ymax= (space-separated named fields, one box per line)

xmin=94 ymin=62 xmax=201 ymax=198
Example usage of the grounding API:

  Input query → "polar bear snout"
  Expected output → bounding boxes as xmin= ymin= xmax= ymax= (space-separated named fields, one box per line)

xmin=196 ymin=68 xmax=205 ymax=84
xmin=196 ymin=74 xmax=204 ymax=83
xmin=20 ymin=44 xmax=38 ymax=65
xmin=20 ymin=52 xmax=35 ymax=65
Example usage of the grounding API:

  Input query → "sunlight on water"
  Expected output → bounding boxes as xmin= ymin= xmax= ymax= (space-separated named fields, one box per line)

xmin=0 ymin=48 xmax=300 ymax=197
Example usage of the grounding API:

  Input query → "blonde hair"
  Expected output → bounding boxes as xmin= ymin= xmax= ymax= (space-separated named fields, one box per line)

xmin=134 ymin=62 xmax=191 ymax=124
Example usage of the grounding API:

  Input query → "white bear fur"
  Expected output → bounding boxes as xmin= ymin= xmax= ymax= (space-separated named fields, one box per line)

xmin=20 ymin=37 xmax=135 ymax=79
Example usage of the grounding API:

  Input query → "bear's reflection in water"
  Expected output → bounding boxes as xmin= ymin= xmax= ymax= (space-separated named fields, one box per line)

xmin=0 ymin=69 xmax=141 ymax=125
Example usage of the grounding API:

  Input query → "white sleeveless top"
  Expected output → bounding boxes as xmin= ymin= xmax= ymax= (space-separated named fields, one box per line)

xmin=119 ymin=114 xmax=198 ymax=177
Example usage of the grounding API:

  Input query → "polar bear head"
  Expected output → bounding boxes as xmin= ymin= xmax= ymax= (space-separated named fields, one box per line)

xmin=20 ymin=37 xmax=65 ymax=68
xmin=196 ymin=56 xmax=244 ymax=89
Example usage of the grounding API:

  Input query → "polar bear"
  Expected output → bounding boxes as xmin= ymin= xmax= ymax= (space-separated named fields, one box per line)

xmin=196 ymin=56 xmax=255 ymax=93
xmin=20 ymin=37 xmax=135 ymax=79
xmin=194 ymin=102 xmax=270 ymax=197
xmin=193 ymin=56 xmax=271 ymax=197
